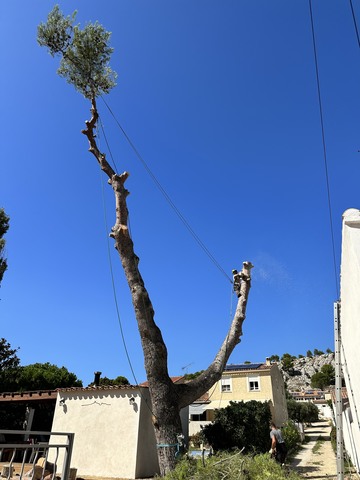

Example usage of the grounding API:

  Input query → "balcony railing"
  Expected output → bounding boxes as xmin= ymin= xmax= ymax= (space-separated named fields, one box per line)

xmin=0 ymin=430 xmax=74 ymax=480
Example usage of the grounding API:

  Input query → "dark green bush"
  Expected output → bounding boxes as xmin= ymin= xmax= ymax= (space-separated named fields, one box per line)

xmin=201 ymin=400 xmax=271 ymax=453
xmin=281 ymin=420 xmax=302 ymax=456
xmin=330 ymin=426 xmax=336 ymax=452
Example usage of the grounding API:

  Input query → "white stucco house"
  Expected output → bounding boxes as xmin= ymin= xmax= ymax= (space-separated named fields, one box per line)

xmin=50 ymin=384 xmax=189 ymax=479
xmin=339 ymin=208 xmax=360 ymax=473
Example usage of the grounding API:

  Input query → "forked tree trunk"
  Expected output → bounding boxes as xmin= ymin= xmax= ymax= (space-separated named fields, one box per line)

xmin=82 ymin=98 xmax=253 ymax=476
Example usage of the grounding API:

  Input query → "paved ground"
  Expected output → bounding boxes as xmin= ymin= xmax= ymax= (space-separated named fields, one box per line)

xmin=290 ymin=420 xmax=342 ymax=479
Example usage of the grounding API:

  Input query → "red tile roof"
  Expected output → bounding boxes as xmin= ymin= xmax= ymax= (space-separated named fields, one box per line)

xmin=0 ymin=391 xmax=57 ymax=402
xmin=139 ymin=376 xmax=185 ymax=387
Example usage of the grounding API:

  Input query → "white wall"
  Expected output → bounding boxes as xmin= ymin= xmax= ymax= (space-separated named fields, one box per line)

xmin=51 ymin=387 xmax=159 ymax=479
xmin=340 ymin=208 xmax=360 ymax=473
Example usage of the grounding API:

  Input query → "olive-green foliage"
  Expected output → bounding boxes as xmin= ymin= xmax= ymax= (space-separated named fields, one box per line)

xmin=287 ymin=399 xmax=319 ymax=424
xmin=162 ymin=451 xmax=302 ymax=480
xmin=269 ymin=354 xmax=280 ymax=362
xmin=281 ymin=420 xmax=302 ymax=456
xmin=0 ymin=337 xmax=83 ymax=392
xmin=245 ymin=454 xmax=301 ymax=480
xmin=37 ymin=5 xmax=117 ymax=99
xmin=1 ymin=362 xmax=82 ymax=392
xmin=201 ymin=401 xmax=271 ymax=453
xmin=0 ymin=338 xmax=20 ymax=371
xmin=0 ymin=338 xmax=20 ymax=391
xmin=281 ymin=353 xmax=295 ymax=372
xmin=311 ymin=364 xmax=335 ymax=390
xmin=0 ymin=208 xmax=10 ymax=285
xmin=183 ymin=371 xmax=204 ymax=380
xmin=18 ymin=362 xmax=83 ymax=390
xmin=88 ymin=375 xmax=129 ymax=386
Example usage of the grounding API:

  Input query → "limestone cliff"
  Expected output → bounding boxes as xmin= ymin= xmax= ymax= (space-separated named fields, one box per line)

xmin=277 ymin=353 xmax=335 ymax=391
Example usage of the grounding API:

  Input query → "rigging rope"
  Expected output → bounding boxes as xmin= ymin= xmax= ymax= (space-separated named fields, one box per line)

xmin=309 ymin=0 xmax=340 ymax=299
xmin=349 ymin=0 xmax=360 ymax=49
xmin=100 ymin=95 xmax=232 ymax=284
xmin=96 ymin=116 xmax=239 ymax=417
xmin=97 ymin=127 xmax=141 ymax=388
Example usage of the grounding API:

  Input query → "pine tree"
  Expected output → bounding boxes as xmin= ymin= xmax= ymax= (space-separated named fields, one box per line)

xmin=38 ymin=7 xmax=253 ymax=475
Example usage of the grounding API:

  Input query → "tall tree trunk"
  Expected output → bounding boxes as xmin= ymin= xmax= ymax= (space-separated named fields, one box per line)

xmin=82 ymin=98 xmax=253 ymax=475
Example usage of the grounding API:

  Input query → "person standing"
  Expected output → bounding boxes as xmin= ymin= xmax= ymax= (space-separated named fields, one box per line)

xmin=269 ymin=422 xmax=287 ymax=465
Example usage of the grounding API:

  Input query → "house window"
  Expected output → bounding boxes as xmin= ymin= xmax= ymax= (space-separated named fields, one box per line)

xmin=248 ymin=376 xmax=260 ymax=391
xmin=220 ymin=376 xmax=232 ymax=393
xmin=190 ymin=412 xmax=207 ymax=421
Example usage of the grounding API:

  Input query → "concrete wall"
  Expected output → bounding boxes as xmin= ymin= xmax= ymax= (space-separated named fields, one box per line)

xmin=270 ymin=365 xmax=288 ymax=427
xmin=340 ymin=208 xmax=360 ymax=473
xmin=50 ymin=387 xmax=159 ymax=479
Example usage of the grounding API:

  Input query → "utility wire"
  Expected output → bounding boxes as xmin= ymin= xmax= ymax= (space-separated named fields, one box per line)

xmin=97 ymin=128 xmax=142 ymax=388
xmin=100 ymin=166 xmax=157 ymax=416
xmin=349 ymin=0 xmax=360 ymax=49
xmin=97 ymin=124 xmax=189 ymax=419
xmin=309 ymin=0 xmax=339 ymax=299
xmin=98 ymin=116 xmax=119 ymax=173
xmin=100 ymin=95 xmax=233 ymax=284
xmin=97 ymin=111 xmax=240 ymax=414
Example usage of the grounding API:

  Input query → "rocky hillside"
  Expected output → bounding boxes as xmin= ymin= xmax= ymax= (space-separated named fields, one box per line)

xmin=277 ymin=353 xmax=335 ymax=391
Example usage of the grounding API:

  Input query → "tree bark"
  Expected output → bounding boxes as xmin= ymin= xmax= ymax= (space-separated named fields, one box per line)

xmin=82 ymin=98 xmax=253 ymax=476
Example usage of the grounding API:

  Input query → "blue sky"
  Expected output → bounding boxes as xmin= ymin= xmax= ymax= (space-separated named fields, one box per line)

xmin=1 ymin=1 xmax=359 ymax=387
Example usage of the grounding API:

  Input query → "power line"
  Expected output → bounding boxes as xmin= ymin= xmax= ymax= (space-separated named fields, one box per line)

xmin=349 ymin=0 xmax=360 ymax=49
xmin=100 ymin=95 xmax=233 ymax=284
xmin=97 ymin=129 xmax=140 ymax=388
xmin=309 ymin=0 xmax=339 ymax=299
xmin=96 ymin=128 xmax=156 ymax=418
xmin=98 ymin=116 xmax=119 ymax=173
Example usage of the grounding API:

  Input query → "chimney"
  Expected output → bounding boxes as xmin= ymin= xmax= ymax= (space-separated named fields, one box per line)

xmin=94 ymin=371 xmax=102 ymax=386
xmin=265 ymin=357 xmax=271 ymax=366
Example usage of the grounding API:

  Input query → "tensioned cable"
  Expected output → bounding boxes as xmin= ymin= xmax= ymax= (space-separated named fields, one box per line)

xmin=98 ymin=118 xmax=239 ymax=410
xmin=97 ymin=126 xmax=155 ymax=418
xmin=100 ymin=95 xmax=233 ymax=284
xmin=98 ymin=116 xmax=135 ymax=239
xmin=51 ymin=24 xmax=231 ymax=282
xmin=309 ymin=0 xmax=339 ymax=299
xmin=97 ymin=123 xmax=186 ymax=419
xmin=97 ymin=128 xmax=142 ymax=389
xmin=98 ymin=116 xmax=119 ymax=173
xmin=99 ymin=166 xmax=157 ymax=417
xmin=349 ymin=0 xmax=360 ymax=49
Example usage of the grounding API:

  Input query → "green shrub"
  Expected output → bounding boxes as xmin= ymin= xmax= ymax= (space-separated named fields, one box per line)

xmin=330 ymin=426 xmax=336 ymax=452
xmin=281 ymin=420 xmax=302 ymax=456
xmin=162 ymin=451 xmax=302 ymax=480
xmin=201 ymin=400 xmax=271 ymax=453
xmin=287 ymin=399 xmax=319 ymax=423
xmin=246 ymin=454 xmax=302 ymax=480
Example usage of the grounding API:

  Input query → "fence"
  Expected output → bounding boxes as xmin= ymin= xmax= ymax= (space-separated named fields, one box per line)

xmin=0 ymin=430 xmax=74 ymax=480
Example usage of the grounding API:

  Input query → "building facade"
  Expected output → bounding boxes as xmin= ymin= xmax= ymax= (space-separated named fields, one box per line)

xmin=51 ymin=385 xmax=189 ymax=479
xmin=339 ymin=208 xmax=360 ymax=473
xmin=189 ymin=360 xmax=288 ymax=436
